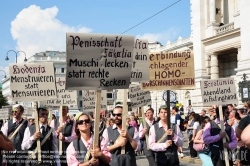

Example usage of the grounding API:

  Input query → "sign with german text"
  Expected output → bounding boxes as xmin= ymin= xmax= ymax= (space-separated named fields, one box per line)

xmin=200 ymin=78 xmax=238 ymax=105
xmin=40 ymin=77 xmax=77 ymax=106
xmin=141 ymin=51 xmax=195 ymax=90
xmin=129 ymin=85 xmax=151 ymax=108
xmin=66 ymin=33 xmax=134 ymax=90
xmin=131 ymin=39 xmax=149 ymax=82
xmin=82 ymin=90 xmax=107 ymax=111
xmin=9 ymin=62 xmax=57 ymax=101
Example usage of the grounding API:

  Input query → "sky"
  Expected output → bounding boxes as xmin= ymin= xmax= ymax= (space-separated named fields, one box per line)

xmin=0 ymin=0 xmax=191 ymax=79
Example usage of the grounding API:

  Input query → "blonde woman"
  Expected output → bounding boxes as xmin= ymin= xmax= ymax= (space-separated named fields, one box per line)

xmin=66 ymin=113 xmax=111 ymax=166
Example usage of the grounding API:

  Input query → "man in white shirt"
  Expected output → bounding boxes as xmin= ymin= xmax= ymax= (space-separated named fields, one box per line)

xmin=21 ymin=106 xmax=60 ymax=166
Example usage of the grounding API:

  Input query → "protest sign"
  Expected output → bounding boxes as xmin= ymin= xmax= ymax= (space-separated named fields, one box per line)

xmin=131 ymin=39 xmax=149 ymax=82
xmin=200 ymin=78 xmax=238 ymax=105
xmin=66 ymin=33 xmax=134 ymax=90
xmin=82 ymin=90 xmax=107 ymax=111
xmin=141 ymin=51 xmax=195 ymax=90
xmin=129 ymin=85 xmax=151 ymax=108
xmin=9 ymin=62 xmax=57 ymax=101
xmin=40 ymin=77 xmax=77 ymax=106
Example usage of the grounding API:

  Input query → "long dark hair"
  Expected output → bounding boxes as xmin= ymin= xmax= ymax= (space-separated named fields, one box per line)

xmin=75 ymin=113 xmax=93 ymax=138
xmin=193 ymin=113 xmax=201 ymax=124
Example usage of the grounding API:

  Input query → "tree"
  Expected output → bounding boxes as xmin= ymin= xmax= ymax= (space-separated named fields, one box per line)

xmin=0 ymin=90 xmax=8 ymax=108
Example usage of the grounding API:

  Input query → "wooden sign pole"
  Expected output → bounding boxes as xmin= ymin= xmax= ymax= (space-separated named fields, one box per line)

xmin=141 ymin=108 xmax=149 ymax=150
xmin=48 ymin=108 xmax=52 ymax=126
xmin=218 ymin=105 xmax=229 ymax=166
xmin=59 ymin=106 xmax=63 ymax=155
xmin=93 ymin=90 xmax=101 ymax=148
xmin=33 ymin=101 xmax=41 ymax=163
xmin=121 ymin=89 xmax=128 ymax=154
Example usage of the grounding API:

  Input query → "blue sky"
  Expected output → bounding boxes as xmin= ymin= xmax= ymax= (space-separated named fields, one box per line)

xmin=0 ymin=0 xmax=190 ymax=79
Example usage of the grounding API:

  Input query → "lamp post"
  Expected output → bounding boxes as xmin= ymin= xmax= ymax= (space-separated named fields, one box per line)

xmin=0 ymin=70 xmax=6 ymax=78
xmin=5 ymin=50 xmax=27 ymax=63
xmin=238 ymin=73 xmax=250 ymax=103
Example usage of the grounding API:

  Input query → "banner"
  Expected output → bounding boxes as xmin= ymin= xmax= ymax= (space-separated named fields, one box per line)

xmin=141 ymin=51 xmax=195 ymax=90
xmin=66 ymin=33 xmax=134 ymax=90
xmin=82 ymin=90 xmax=107 ymax=111
xmin=131 ymin=39 xmax=149 ymax=82
xmin=9 ymin=62 xmax=57 ymax=101
xmin=200 ymin=78 xmax=238 ymax=105
xmin=129 ymin=85 xmax=151 ymax=108
xmin=40 ymin=77 xmax=77 ymax=106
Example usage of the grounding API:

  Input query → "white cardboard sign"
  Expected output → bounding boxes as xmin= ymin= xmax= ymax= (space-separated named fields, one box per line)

xmin=40 ymin=77 xmax=77 ymax=106
xmin=82 ymin=90 xmax=107 ymax=111
xmin=129 ymin=85 xmax=151 ymax=108
xmin=66 ymin=33 xmax=134 ymax=90
xmin=200 ymin=78 xmax=238 ymax=105
xmin=131 ymin=39 xmax=149 ymax=82
xmin=9 ymin=62 xmax=57 ymax=101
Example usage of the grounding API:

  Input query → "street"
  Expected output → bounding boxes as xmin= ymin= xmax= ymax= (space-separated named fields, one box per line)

xmin=136 ymin=155 xmax=201 ymax=166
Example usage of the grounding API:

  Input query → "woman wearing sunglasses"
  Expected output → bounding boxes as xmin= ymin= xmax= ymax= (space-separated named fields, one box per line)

xmin=66 ymin=112 xmax=111 ymax=166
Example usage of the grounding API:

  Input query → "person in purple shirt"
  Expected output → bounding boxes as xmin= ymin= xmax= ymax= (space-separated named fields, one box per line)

xmin=203 ymin=107 xmax=237 ymax=166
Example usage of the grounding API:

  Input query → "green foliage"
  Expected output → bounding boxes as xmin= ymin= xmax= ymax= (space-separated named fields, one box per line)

xmin=0 ymin=90 xmax=8 ymax=108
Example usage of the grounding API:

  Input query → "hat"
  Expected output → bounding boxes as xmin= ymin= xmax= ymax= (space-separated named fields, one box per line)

xmin=12 ymin=104 xmax=22 ymax=111
xmin=159 ymin=105 xmax=167 ymax=109
xmin=75 ymin=112 xmax=83 ymax=121
xmin=38 ymin=106 xmax=48 ymax=111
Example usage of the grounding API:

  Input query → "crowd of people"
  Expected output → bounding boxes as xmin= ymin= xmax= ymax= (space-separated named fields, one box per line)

xmin=0 ymin=102 xmax=250 ymax=166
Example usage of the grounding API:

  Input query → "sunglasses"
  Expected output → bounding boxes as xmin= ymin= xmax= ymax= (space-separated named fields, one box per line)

xmin=77 ymin=119 xmax=91 ymax=125
xmin=112 ymin=113 xmax=122 ymax=117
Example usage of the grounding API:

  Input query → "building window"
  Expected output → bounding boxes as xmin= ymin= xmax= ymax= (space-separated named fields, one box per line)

xmin=80 ymin=100 xmax=83 ymax=107
xmin=107 ymin=92 xmax=113 ymax=99
xmin=79 ymin=91 xmax=82 ymax=96
xmin=61 ymin=68 xmax=65 ymax=73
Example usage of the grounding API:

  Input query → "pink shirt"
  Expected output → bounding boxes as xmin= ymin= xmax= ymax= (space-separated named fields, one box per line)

xmin=1 ymin=118 xmax=24 ymax=136
xmin=148 ymin=121 xmax=184 ymax=151
xmin=50 ymin=118 xmax=77 ymax=143
xmin=21 ymin=124 xmax=61 ymax=166
xmin=203 ymin=120 xmax=237 ymax=150
xmin=139 ymin=119 xmax=154 ymax=139
xmin=101 ymin=124 xmax=141 ymax=151
xmin=129 ymin=120 xmax=138 ymax=130
xmin=66 ymin=134 xmax=111 ymax=166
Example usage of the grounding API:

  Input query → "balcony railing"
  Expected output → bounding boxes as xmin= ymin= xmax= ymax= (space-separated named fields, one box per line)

xmin=215 ymin=22 xmax=234 ymax=35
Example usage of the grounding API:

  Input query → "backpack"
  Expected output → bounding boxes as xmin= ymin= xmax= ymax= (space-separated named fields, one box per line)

xmin=179 ymin=116 xmax=186 ymax=131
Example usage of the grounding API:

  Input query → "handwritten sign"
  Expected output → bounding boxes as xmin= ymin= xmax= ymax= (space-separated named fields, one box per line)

xmin=129 ymin=85 xmax=151 ymax=108
xmin=9 ymin=63 xmax=57 ymax=101
xmin=82 ymin=90 xmax=107 ymax=111
xmin=141 ymin=51 xmax=195 ymax=90
xmin=200 ymin=78 xmax=238 ymax=105
xmin=40 ymin=77 xmax=77 ymax=106
xmin=131 ymin=39 xmax=149 ymax=82
xmin=66 ymin=33 xmax=134 ymax=90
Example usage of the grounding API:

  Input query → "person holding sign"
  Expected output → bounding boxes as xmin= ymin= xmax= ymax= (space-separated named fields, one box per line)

xmin=52 ymin=106 xmax=76 ymax=166
xmin=148 ymin=105 xmax=184 ymax=166
xmin=101 ymin=105 xmax=140 ymax=166
xmin=203 ymin=107 xmax=237 ymax=166
xmin=1 ymin=104 xmax=28 ymax=166
xmin=139 ymin=108 xmax=157 ymax=166
xmin=21 ymin=106 xmax=60 ymax=166
xmin=66 ymin=112 xmax=111 ymax=166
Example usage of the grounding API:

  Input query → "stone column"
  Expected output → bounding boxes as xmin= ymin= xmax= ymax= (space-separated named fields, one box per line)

xmin=210 ymin=53 xmax=219 ymax=79
xmin=210 ymin=0 xmax=216 ymax=23
xmin=205 ymin=54 xmax=211 ymax=75
xmin=237 ymin=47 xmax=241 ymax=61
